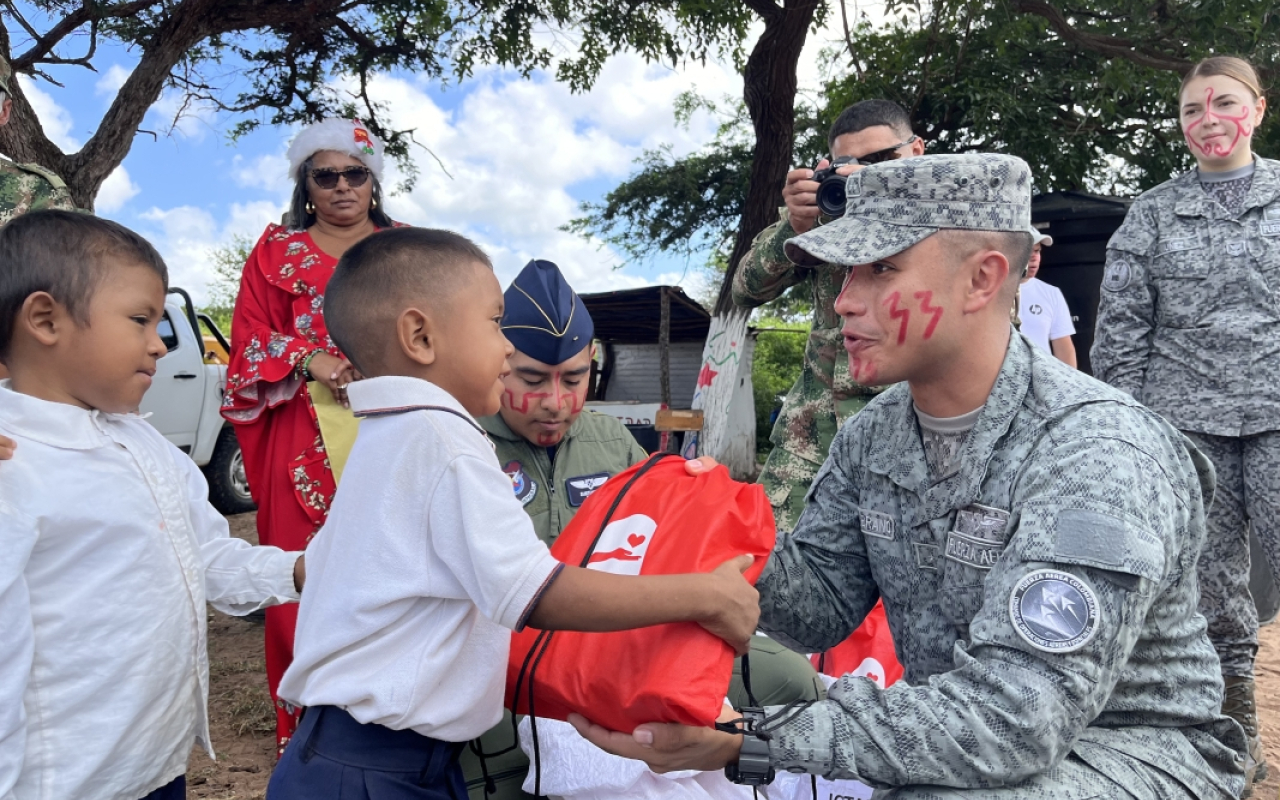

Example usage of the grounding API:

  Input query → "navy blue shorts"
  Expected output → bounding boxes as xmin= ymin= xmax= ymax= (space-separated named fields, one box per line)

xmin=268 ymin=706 xmax=466 ymax=800
xmin=139 ymin=776 xmax=185 ymax=800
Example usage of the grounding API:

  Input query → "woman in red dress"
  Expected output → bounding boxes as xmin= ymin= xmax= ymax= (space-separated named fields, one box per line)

xmin=222 ymin=118 xmax=400 ymax=756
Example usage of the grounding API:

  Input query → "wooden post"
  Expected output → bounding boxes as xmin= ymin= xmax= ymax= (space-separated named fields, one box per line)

xmin=659 ymin=287 xmax=671 ymax=408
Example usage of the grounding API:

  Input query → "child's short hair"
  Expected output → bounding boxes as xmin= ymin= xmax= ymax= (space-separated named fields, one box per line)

xmin=0 ymin=210 xmax=168 ymax=359
xmin=324 ymin=228 xmax=492 ymax=376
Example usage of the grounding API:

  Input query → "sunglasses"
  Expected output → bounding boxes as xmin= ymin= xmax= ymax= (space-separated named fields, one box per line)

xmin=855 ymin=135 xmax=920 ymax=165
xmin=309 ymin=166 xmax=372 ymax=190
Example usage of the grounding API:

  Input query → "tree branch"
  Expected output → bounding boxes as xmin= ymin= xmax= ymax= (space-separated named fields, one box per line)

xmin=741 ymin=0 xmax=783 ymax=22
xmin=1010 ymin=0 xmax=1193 ymax=73
xmin=10 ymin=0 xmax=154 ymax=71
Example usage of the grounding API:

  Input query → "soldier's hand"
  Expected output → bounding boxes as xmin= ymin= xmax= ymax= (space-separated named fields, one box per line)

xmin=568 ymin=707 xmax=743 ymax=773
xmin=783 ymin=163 xmax=824 ymax=235
xmin=0 ymin=434 xmax=14 ymax=460
xmin=683 ymin=456 xmax=718 ymax=475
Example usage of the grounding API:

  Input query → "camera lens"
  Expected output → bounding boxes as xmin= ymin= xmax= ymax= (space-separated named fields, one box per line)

xmin=817 ymin=175 xmax=847 ymax=217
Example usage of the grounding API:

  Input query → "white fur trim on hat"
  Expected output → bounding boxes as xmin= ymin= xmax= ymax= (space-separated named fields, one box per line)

xmin=286 ymin=118 xmax=385 ymax=182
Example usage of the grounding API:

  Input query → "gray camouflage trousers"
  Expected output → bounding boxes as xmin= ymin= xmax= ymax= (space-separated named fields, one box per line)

xmin=1182 ymin=431 xmax=1280 ymax=678
xmin=871 ymin=753 xmax=1200 ymax=799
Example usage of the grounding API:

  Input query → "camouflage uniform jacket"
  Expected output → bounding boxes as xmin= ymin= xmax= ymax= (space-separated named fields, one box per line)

xmin=479 ymin=410 xmax=649 ymax=545
xmin=0 ymin=158 xmax=75 ymax=223
xmin=756 ymin=334 xmax=1244 ymax=796
xmin=1092 ymin=156 xmax=1280 ymax=437
xmin=732 ymin=209 xmax=877 ymax=464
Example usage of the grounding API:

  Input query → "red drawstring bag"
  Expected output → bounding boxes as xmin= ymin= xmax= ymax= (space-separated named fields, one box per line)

xmin=811 ymin=600 xmax=904 ymax=688
xmin=505 ymin=455 xmax=776 ymax=734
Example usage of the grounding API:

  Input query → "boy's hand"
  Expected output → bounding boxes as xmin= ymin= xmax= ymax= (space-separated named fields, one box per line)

xmin=0 ymin=434 xmax=14 ymax=460
xmin=700 ymin=555 xmax=759 ymax=655
xmin=568 ymin=708 xmax=743 ymax=773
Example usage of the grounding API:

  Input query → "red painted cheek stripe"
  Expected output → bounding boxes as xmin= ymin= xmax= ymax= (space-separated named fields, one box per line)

xmin=914 ymin=291 xmax=944 ymax=340
xmin=886 ymin=292 xmax=911 ymax=345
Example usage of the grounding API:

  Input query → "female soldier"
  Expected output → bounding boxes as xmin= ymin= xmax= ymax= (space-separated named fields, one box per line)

xmin=1092 ymin=55 xmax=1276 ymax=794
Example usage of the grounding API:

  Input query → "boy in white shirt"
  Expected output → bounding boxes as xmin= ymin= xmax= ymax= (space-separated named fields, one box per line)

xmin=0 ymin=211 xmax=305 ymax=800
xmin=269 ymin=228 xmax=759 ymax=799
xmin=1016 ymin=231 xmax=1077 ymax=367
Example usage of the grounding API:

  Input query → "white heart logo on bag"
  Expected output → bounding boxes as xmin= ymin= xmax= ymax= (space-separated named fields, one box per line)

xmin=586 ymin=514 xmax=657 ymax=575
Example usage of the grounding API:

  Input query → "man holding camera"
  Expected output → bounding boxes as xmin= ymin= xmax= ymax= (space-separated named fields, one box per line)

xmin=733 ymin=99 xmax=925 ymax=530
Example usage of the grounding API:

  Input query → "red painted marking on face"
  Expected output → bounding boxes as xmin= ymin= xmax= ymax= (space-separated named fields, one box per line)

xmin=914 ymin=291 xmax=944 ymax=340
xmin=886 ymin=292 xmax=911 ymax=345
xmin=535 ymin=432 xmax=559 ymax=446
xmin=1183 ymin=87 xmax=1254 ymax=158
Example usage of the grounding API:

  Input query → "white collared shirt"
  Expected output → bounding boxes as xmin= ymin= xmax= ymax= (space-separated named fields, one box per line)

xmin=0 ymin=386 xmax=300 ymax=800
xmin=278 ymin=376 xmax=562 ymax=742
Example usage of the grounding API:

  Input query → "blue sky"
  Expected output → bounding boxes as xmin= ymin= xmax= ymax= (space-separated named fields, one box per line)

xmin=11 ymin=10 xmax=854 ymax=306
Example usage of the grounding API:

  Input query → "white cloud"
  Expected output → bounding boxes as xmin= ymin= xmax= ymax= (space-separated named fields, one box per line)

xmin=95 ymin=64 xmax=132 ymax=97
xmin=232 ymin=153 xmax=293 ymax=194
xmin=134 ymin=200 xmax=283 ymax=304
xmin=96 ymin=166 xmax=140 ymax=213
xmin=17 ymin=75 xmax=80 ymax=151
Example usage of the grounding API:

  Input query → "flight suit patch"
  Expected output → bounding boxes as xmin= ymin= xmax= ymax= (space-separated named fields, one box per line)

xmin=503 ymin=461 xmax=538 ymax=507
xmin=566 ymin=472 xmax=611 ymax=507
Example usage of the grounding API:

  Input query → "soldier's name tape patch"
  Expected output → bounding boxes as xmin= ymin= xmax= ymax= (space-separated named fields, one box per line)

xmin=1009 ymin=569 xmax=1099 ymax=653
xmin=945 ymin=530 xmax=1004 ymax=570
xmin=859 ymin=508 xmax=896 ymax=540
xmin=1154 ymin=236 xmax=1199 ymax=255
xmin=1260 ymin=220 xmax=1280 ymax=237
xmin=1101 ymin=261 xmax=1132 ymax=293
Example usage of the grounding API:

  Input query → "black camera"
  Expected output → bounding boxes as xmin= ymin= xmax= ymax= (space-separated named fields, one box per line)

xmin=812 ymin=155 xmax=859 ymax=217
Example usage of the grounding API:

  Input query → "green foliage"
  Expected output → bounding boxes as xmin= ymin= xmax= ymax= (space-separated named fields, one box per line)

xmin=568 ymin=0 xmax=1280 ymax=266
xmin=751 ymin=319 xmax=808 ymax=456
xmin=200 ymin=236 xmax=254 ymax=337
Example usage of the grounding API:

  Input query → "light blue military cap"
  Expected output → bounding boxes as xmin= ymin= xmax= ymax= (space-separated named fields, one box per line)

xmin=786 ymin=153 xmax=1033 ymax=267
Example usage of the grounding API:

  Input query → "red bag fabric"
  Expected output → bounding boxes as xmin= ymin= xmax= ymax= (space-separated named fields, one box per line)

xmin=810 ymin=600 xmax=904 ymax=688
xmin=505 ymin=455 xmax=776 ymax=733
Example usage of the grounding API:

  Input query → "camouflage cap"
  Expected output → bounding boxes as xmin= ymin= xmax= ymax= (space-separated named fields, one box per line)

xmin=785 ymin=153 xmax=1032 ymax=267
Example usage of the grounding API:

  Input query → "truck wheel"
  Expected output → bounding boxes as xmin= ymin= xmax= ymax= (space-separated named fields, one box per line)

xmin=205 ymin=426 xmax=257 ymax=515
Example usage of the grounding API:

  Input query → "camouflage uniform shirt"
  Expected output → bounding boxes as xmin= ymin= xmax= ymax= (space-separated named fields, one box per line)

xmin=755 ymin=334 xmax=1245 ymax=796
xmin=732 ymin=209 xmax=878 ymax=463
xmin=0 ymin=158 xmax=75 ymax=223
xmin=1092 ymin=156 xmax=1280 ymax=437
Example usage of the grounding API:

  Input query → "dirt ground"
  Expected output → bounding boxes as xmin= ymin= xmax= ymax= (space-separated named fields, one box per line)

xmin=196 ymin=512 xmax=1280 ymax=799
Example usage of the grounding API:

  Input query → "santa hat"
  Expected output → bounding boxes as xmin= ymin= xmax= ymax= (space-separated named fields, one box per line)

xmin=286 ymin=118 xmax=385 ymax=183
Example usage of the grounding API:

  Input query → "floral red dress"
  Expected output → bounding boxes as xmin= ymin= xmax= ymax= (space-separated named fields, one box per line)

xmin=221 ymin=222 xmax=370 ymax=756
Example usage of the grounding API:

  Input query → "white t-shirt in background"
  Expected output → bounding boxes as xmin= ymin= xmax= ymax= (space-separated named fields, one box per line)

xmin=1018 ymin=277 xmax=1075 ymax=354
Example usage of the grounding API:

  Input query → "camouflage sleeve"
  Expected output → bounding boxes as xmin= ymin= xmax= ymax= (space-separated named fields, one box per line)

xmin=764 ymin=433 xmax=1188 ymax=788
xmin=730 ymin=210 xmax=811 ymax=309
xmin=1091 ymin=203 xmax=1157 ymax=398
xmin=28 ymin=180 xmax=76 ymax=212
xmin=756 ymin=422 xmax=880 ymax=652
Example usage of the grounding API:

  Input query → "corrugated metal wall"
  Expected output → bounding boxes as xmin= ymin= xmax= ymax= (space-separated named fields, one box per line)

xmin=601 ymin=342 xmax=704 ymax=408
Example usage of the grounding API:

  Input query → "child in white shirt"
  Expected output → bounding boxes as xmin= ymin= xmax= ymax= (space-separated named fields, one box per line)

xmin=269 ymin=228 xmax=759 ymax=799
xmin=0 ymin=211 xmax=305 ymax=800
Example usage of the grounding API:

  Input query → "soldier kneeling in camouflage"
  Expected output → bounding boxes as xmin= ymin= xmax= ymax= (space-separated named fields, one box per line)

xmin=461 ymin=259 xmax=821 ymax=799
xmin=572 ymin=154 xmax=1248 ymax=799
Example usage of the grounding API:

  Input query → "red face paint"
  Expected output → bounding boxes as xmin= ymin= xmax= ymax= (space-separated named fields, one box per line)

xmin=914 ymin=291 xmax=943 ymax=340
xmin=1183 ymin=87 xmax=1254 ymax=159
xmin=886 ymin=292 xmax=911 ymax=345
xmin=501 ymin=369 xmax=589 ymax=448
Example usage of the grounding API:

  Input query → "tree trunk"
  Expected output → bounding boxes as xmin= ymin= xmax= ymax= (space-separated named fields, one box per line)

xmin=715 ymin=0 xmax=822 ymax=314
xmin=694 ymin=0 xmax=819 ymax=473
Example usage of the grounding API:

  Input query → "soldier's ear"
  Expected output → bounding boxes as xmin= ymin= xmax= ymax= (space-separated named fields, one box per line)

xmin=0 ymin=97 xmax=11 ymax=127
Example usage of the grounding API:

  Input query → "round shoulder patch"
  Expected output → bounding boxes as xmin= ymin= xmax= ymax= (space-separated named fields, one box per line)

xmin=1101 ymin=260 xmax=1132 ymax=293
xmin=1009 ymin=569 xmax=1099 ymax=653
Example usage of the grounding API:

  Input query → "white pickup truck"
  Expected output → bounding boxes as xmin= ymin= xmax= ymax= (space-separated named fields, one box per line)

xmin=138 ymin=289 xmax=255 ymax=515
